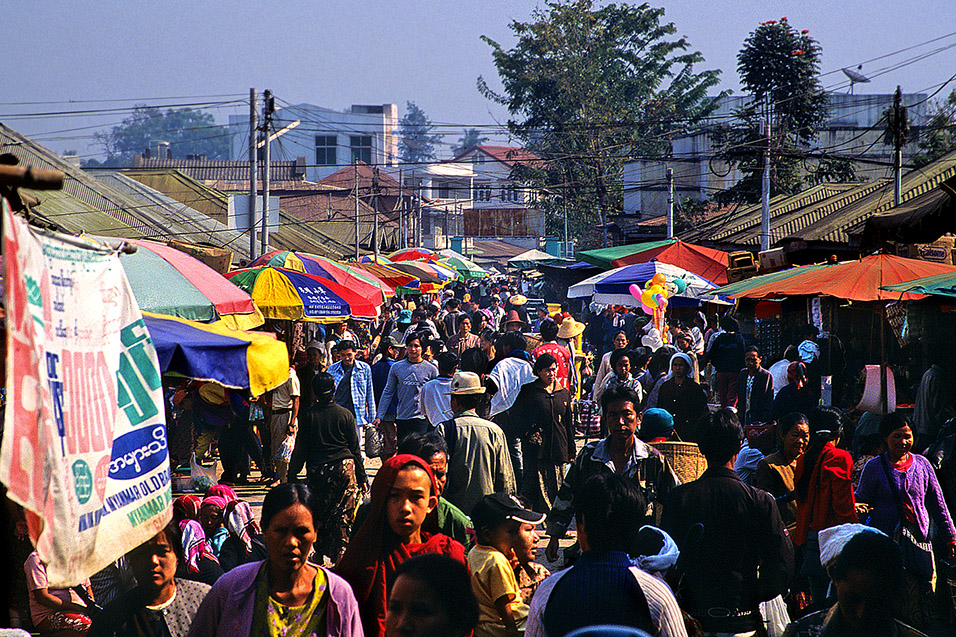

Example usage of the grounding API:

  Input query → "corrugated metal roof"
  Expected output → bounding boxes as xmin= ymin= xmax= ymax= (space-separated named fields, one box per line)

xmin=123 ymin=170 xmax=232 ymax=225
xmin=682 ymin=151 xmax=956 ymax=248
xmin=97 ymin=172 xmax=251 ymax=259
xmin=132 ymin=157 xmax=307 ymax=182
xmin=24 ymin=188 xmax=135 ymax=236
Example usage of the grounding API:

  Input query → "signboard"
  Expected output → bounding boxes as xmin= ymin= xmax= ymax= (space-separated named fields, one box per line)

xmin=0 ymin=204 xmax=170 ymax=586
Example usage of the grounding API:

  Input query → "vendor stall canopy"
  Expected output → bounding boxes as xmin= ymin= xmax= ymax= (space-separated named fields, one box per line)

xmin=713 ymin=253 xmax=956 ymax=302
xmin=578 ymin=239 xmax=730 ymax=285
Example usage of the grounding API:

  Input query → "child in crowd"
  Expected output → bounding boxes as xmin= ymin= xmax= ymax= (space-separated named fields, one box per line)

xmin=468 ymin=493 xmax=546 ymax=637
xmin=594 ymin=349 xmax=643 ymax=406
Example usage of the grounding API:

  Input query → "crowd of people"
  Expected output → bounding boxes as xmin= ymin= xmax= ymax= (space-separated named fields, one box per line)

xmin=14 ymin=277 xmax=956 ymax=637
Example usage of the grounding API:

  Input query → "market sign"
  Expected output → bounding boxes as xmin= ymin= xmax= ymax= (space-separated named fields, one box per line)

xmin=0 ymin=203 xmax=170 ymax=586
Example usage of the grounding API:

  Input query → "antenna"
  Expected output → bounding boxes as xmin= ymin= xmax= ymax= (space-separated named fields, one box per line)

xmin=841 ymin=65 xmax=871 ymax=94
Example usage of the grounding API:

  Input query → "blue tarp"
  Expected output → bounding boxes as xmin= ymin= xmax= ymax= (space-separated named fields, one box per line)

xmin=144 ymin=314 xmax=251 ymax=389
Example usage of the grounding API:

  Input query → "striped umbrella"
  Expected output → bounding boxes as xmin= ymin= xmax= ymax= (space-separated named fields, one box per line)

xmin=112 ymin=238 xmax=263 ymax=330
xmin=252 ymin=250 xmax=393 ymax=305
xmin=389 ymin=247 xmax=441 ymax=262
xmin=225 ymin=266 xmax=378 ymax=321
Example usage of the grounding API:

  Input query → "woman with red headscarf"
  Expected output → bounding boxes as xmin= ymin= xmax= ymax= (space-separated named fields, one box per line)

xmin=336 ymin=454 xmax=467 ymax=637
xmin=768 ymin=361 xmax=816 ymax=423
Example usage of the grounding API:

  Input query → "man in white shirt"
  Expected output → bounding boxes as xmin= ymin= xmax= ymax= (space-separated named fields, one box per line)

xmin=419 ymin=352 xmax=458 ymax=427
xmin=267 ymin=366 xmax=300 ymax=484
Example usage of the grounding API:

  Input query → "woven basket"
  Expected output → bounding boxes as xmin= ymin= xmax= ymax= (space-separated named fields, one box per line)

xmin=650 ymin=441 xmax=707 ymax=483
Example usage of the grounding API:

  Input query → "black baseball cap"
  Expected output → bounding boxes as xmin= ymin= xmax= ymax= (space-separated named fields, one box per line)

xmin=471 ymin=493 xmax=546 ymax=530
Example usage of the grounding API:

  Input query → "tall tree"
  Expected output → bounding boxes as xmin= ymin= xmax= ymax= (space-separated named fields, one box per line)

xmin=712 ymin=18 xmax=843 ymax=204
xmin=398 ymin=101 xmax=442 ymax=163
xmin=92 ymin=105 xmax=229 ymax=167
xmin=913 ymin=88 xmax=956 ymax=168
xmin=479 ymin=0 xmax=723 ymax=246
xmin=453 ymin=128 xmax=489 ymax=156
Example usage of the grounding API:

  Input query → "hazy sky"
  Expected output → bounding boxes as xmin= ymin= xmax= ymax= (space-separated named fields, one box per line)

xmin=4 ymin=1 xmax=956 ymax=160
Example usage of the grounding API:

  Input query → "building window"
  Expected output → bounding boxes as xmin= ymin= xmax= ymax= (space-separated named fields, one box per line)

xmin=438 ymin=182 xmax=450 ymax=199
xmin=350 ymin=136 xmax=372 ymax=164
xmin=315 ymin=135 xmax=336 ymax=166
xmin=473 ymin=183 xmax=492 ymax=203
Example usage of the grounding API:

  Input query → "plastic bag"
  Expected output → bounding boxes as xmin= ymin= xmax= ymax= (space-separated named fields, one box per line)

xmin=190 ymin=453 xmax=217 ymax=492
xmin=365 ymin=424 xmax=384 ymax=459
xmin=277 ymin=436 xmax=295 ymax=462
xmin=759 ymin=594 xmax=790 ymax=637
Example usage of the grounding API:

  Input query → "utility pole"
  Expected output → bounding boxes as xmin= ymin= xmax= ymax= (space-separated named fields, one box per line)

xmin=417 ymin=182 xmax=423 ymax=247
xmin=248 ymin=88 xmax=258 ymax=261
xmin=354 ymin=162 xmax=359 ymax=260
xmin=891 ymin=85 xmax=908 ymax=207
xmin=398 ymin=168 xmax=406 ymax=248
xmin=261 ymin=90 xmax=273 ymax=256
xmin=760 ymin=96 xmax=771 ymax=252
xmin=665 ymin=166 xmax=674 ymax=239
xmin=372 ymin=166 xmax=380 ymax=263
xmin=562 ymin=190 xmax=569 ymax=259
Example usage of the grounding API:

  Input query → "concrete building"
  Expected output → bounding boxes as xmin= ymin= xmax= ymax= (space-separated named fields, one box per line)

xmin=623 ymin=92 xmax=928 ymax=222
xmin=228 ymin=103 xmax=398 ymax=182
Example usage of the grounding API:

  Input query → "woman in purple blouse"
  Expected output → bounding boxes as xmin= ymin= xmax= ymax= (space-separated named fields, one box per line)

xmin=855 ymin=412 xmax=956 ymax=630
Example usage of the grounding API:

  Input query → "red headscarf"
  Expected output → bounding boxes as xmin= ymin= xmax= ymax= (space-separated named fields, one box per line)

xmin=173 ymin=495 xmax=201 ymax=524
xmin=336 ymin=454 xmax=466 ymax=637
xmin=787 ymin=361 xmax=807 ymax=390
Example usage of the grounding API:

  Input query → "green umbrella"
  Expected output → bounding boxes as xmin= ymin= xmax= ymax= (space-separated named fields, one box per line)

xmin=881 ymin=271 xmax=956 ymax=299
xmin=710 ymin=263 xmax=832 ymax=297
xmin=439 ymin=256 xmax=487 ymax=279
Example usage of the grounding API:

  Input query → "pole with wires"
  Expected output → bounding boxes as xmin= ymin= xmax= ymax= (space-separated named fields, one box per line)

xmin=261 ymin=90 xmax=273 ymax=256
xmin=248 ymin=88 xmax=258 ymax=261
xmin=760 ymin=96 xmax=771 ymax=253
xmin=372 ymin=166 xmax=380 ymax=263
xmin=354 ymin=161 xmax=359 ymax=260
xmin=666 ymin=166 xmax=674 ymax=239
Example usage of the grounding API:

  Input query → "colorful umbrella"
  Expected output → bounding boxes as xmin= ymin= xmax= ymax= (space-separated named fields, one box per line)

xmin=579 ymin=239 xmax=730 ymax=285
xmin=389 ymin=247 xmax=441 ymax=262
xmin=225 ymin=266 xmax=377 ymax=322
xmin=143 ymin=312 xmax=289 ymax=396
xmin=387 ymin=260 xmax=447 ymax=285
xmin=590 ymin=261 xmax=719 ymax=306
xmin=721 ymin=253 xmax=956 ymax=302
xmin=109 ymin=238 xmax=263 ymax=329
xmin=252 ymin=250 xmax=393 ymax=305
xmin=437 ymin=249 xmax=488 ymax=279
xmin=710 ymin=264 xmax=832 ymax=298
xmin=351 ymin=260 xmax=419 ymax=288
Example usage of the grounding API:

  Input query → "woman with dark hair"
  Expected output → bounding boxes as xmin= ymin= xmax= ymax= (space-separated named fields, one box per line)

xmin=510 ymin=352 xmax=576 ymax=512
xmin=336 ymin=454 xmax=467 ymax=637
xmin=592 ymin=330 xmax=629 ymax=401
xmin=792 ymin=406 xmax=857 ymax=603
xmin=593 ymin=349 xmax=643 ymax=406
xmin=753 ymin=412 xmax=810 ymax=531
xmin=178 ymin=519 xmax=224 ymax=586
xmin=91 ymin=522 xmax=210 ymax=637
xmin=855 ymin=412 xmax=956 ymax=629
xmin=386 ymin=554 xmax=480 ymax=637
xmin=472 ymin=311 xmax=490 ymax=337
xmin=769 ymin=362 xmax=816 ymax=423
xmin=199 ymin=496 xmax=229 ymax=558
xmin=188 ymin=483 xmax=363 ymax=636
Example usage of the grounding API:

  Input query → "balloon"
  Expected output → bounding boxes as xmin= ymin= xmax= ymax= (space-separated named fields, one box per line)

xmin=628 ymin=283 xmax=643 ymax=302
xmin=658 ymin=296 xmax=668 ymax=311
xmin=651 ymin=273 xmax=666 ymax=287
xmin=654 ymin=293 xmax=666 ymax=307
xmin=672 ymin=278 xmax=688 ymax=294
xmin=641 ymin=301 xmax=655 ymax=315
xmin=641 ymin=289 xmax=656 ymax=309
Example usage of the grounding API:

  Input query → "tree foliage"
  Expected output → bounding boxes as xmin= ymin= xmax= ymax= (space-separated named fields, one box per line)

xmin=713 ymin=18 xmax=846 ymax=204
xmin=913 ymin=88 xmax=956 ymax=168
xmin=398 ymin=101 xmax=443 ymax=163
xmin=479 ymin=0 xmax=723 ymax=246
xmin=453 ymin=128 xmax=489 ymax=156
xmin=92 ymin=106 xmax=229 ymax=167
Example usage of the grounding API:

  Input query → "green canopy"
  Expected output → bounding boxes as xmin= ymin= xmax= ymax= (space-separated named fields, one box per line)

xmin=881 ymin=271 xmax=956 ymax=299
xmin=710 ymin=264 xmax=832 ymax=297
xmin=439 ymin=256 xmax=488 ymax=279
xmin=578 ymin=240 xmax=674 ymax=268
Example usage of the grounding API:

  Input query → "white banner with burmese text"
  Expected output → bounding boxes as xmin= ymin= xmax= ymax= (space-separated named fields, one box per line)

xmin=0 ymin=203 xmax=170 ymax=586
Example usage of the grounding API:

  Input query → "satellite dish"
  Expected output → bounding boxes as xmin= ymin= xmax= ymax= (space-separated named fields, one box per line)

xmin=842 ymin=66 xmax=871 ymax=94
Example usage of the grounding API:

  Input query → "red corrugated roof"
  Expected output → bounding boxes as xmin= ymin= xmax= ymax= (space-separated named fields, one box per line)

xmin=452 ymin=146 xmax=542 ymax=168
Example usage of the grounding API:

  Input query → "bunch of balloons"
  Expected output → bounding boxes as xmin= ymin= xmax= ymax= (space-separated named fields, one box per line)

xmin=628 ymin=273 xmax=689 ymax=316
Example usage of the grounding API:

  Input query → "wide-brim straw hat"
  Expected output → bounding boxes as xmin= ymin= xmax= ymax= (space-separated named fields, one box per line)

xmin=445 ymin=371 xmax=486 ymax=395
xmin=557 ymin=318 xmax=585 ymax=339
xmin=509 ymin=294 xmax=528 ymax=306
xmin=504 ymin=310 xmax=526 ymax=326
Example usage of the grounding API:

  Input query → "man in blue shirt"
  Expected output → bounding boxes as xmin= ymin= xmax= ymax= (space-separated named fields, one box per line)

xmin=327 ymin=340 xmax=376 ymax=452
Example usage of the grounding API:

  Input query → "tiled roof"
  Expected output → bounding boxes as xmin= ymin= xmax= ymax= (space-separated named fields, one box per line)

xmin=315 ymin=162 xmax=412 ymax=198
xmin=453 ymin=145 xmax=542 ymax=168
